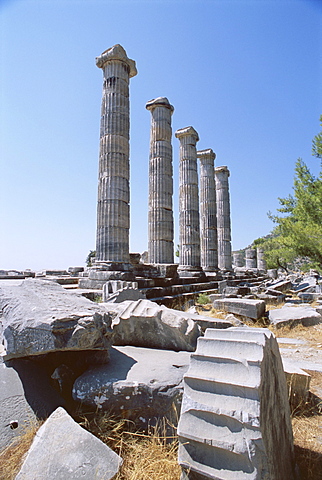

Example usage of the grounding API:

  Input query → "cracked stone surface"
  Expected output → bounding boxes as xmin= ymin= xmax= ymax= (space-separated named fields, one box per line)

xmin=15 ymin=407 xmax=122 ymax=479
xmin=0 ymin=279 xmax=114 ymax=360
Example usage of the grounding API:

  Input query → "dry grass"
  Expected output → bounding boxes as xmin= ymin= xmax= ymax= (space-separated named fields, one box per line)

xmin=80 ymin=412 xmax=181 ymax=480
xmin=271 ymin=322 xmax=322 ymax=346
xmin=0 ymin=420 xmax=41 ymax=480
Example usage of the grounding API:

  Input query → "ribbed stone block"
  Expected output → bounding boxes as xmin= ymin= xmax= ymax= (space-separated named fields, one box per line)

xmin=245 ymin=247 xmax=257 ymax=270
xmin=197 ymin=149 xmax=218 ymax=274
xmin=146 ymin=97 xmax=174 ymax=264
xmin=176 ymin=127 xmax=203 ymax=277
xmin=95 ymin=44 xmax=137 ymax=266
xmin=215 ymin=166 xmax=232 ymax=272
xmin=178 ymin=327 xmax=295 ymax=480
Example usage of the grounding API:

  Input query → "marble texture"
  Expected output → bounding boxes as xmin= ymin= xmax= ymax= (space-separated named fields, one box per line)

xmin=146 ymin=97 xmax=174 ymax=264
xmin=215 ymin=166 xmax=232 ymax=271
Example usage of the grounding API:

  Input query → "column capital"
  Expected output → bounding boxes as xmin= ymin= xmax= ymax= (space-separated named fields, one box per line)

xmin=197 ymin=149 xmax=216 ymax=161
xmin=96 ymin=44 xmax=137 ymax=78
xmin=146 ymin=97 xmax=174 ymax=113
xmin=175 ymin=126 xmax=199 ymax=142
xmin=215 ymin=165 xmax=230 ymax=177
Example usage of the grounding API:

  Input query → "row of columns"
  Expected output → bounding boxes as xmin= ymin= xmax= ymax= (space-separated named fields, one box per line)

xmin=233 ymin=248 xmax=267 ymax=271
xmin=151 ymin=116 xmax=232 ymax=276
xmin=94 ymin=44 xmax=233 ymax=277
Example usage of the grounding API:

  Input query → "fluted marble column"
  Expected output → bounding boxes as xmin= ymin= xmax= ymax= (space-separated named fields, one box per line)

xmin=257 ymin=247 xmax=267 ymax=271
xmin=215 ymin=166 xmax=232 ymax=271
xmin=146 ymin=97 xmax=174 ymax=264
xmin=197 ymin=149 xmax=218 ymax=275
xmin=95 ymin=44 xmax=137 ymax=269
xmin=245 ymin=248 xmax=257 ymax=269
xmin=176 ymin=127 xmax=204 ymax=277
xmin=233 ymin=251 xmax=244 ymax=268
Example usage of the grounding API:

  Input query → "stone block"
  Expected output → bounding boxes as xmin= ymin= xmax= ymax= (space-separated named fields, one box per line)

xmin=155 ymin=263 xmax=178 ymax=278
xmin=213 ymin=298 xmax=266 ymax=320
xmin=178 ymin=327 xmax=295 ymax=479
xmin=269 ymin=305 xmax=322 ymax=328
xmin=73 ymin=346 xmax=190 ymax=423
xmin=15 ymin=407 xmax=122 ymax=479
xmin=282 ymin=358 xmax=311 ymax=408
xmin=0 ymin=279 xmax=114 ymax=360
xmin=268 ymin=279 xmax=292 ymax=292
xmin=298 ymin=292 xmax=321 ymax=303
xmin=267 ymin=269 xmax=278 ymax=279
xmin=102 ymin=299 xmax=200 ymax=351
xmin=104 ymin=287 xmax=146 ymax=303
xmin=257 ymin=293 xmax=286 ymax=305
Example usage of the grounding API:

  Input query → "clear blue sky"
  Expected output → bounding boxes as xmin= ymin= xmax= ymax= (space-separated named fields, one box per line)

xmin=1 ymin=0 xmax=321 ymax=271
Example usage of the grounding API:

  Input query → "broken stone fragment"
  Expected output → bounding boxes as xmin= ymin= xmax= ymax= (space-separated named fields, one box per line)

xmin=103 ymin=298 xmax=200 ymax=351
xmin=15 ymin=407 xmax=122 ymax=479
xmin=0 ymin=279 xmax=114 ymax=360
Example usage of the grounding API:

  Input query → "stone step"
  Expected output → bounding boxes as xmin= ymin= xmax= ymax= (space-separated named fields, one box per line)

xmin=179 ymin=437 xmax=258 ymax=480
xmin=195 ymin=335 xmax=267 ymax=361
xmin=188 ymin=354 xmax=261 ymax=388
xmin=179 ymin=409 xmax=261 ymax=454
xmin=182 ymin=376 xmax=260 ymax=423
xmin=204 ymin=326 xmax=270 ymax=342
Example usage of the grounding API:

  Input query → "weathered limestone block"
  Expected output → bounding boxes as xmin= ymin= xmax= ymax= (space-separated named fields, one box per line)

xmin=269 ymin=305 xmax=322 ymax=328
xmin=197 ymin=149 xmax=218 ymax=274
xmin=0 ymin=279 xmax=114 ymax=360
xmin=146 ymin=97 xmax=175 ymax=264
xmin=15 ymin=407 xmax=122 ymax=480
xmin=213 ymin=297 xmax=266 ymax=320
xmin=178 ymin=327 xmax=295 ymax=480
xmin=215 ymin=166 xmax=232 ymax=272
xmin=73 ymin=346 xmax=190 ymax=423
xmin=103 ymin=298 xmax=200 ymax=351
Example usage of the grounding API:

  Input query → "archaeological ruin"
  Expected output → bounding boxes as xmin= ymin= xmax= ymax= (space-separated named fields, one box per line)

xmin=1 ymin=44 xmax=321 ymax=480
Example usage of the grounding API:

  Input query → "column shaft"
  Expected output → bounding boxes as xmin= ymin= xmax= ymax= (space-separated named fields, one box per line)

xmin=257 ymin=248 xmax=267 ymax=271
xmin=245 ymin=248 xmax=257 ymax=269
xmin=95 ymin=45 xmax=137 ymax=266
xmin=215 ymin=166 xmax=232 ymax=271
xmin=146 ymin=97 xmax=174 ymax=264
xmin=198 ymin=149 xmax=218 ymax=273
xmin=176 ymin=127 xmax=203 ymax=276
